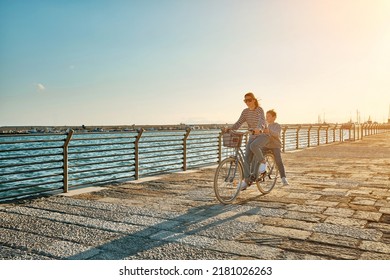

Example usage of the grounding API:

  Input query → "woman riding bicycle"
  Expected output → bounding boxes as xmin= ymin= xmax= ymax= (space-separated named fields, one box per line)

xmin=225 ymin=92 xmax=267 ymax=189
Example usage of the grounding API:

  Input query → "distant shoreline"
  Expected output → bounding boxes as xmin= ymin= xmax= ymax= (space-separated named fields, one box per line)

xmin=0 ymin=121 xmax=382 ymax=134
xmin=0 ymin=124 xmax=230 ymax=134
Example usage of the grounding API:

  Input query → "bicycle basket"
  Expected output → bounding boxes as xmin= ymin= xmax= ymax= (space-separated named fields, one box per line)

xmin=222 ymin=132 xmax=244 ymax=148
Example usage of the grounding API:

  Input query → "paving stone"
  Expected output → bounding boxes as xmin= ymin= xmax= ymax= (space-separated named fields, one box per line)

xmin=285 ymin=193 xmax=322 ymax=200
xmin=379 ymin=207 xmax=390 ymax=214
xmin=309 ymin=232 xmax=360 ymax=248
xmin=0 ymin=212 xmax=122 ymax=246
xmin=0 ymin=245 xmax=53 ymax=260
xmin=345 ymin=203 xmax=378 ymax=212
xmin=319 ymin=196 xmax=352 ymax=204
xmin=254 ymin=225 xmax=312 ymax=240
xmin=125 ymin=242 xmax=238 ymax=260
xmin=0 ymin=227 xmax=99 ymax=259
xmin=347 ymin=189 xmax=372 ymax=196
xmin=353 ymin=211 xmax=382 ymax=222
xmin=366 ymin=222 xmax=390 ymax=235
xmin=283 ymin=210 xmax=326 ymax=223
xmin=279 ymin=240 xmax=361 ymax=259
xmin=324 ymin=216 xmax=367 ymax=227
xmin=351 ymin=197 xmax=378 ymax=206
xmin=375 ymin=200 xmax=390 ymax=207
xmin=359 ymin=241 xmax=390 ymax=254
xmin=313 ymin=223 xmax=382 ymax=241
xmin=76 ymin=235 xmax=158 ymax=260
xmin=370 ymin=189 xmax=390 ymax=197
xmin=323 ymin=207 xmax=355 ymax=217
xmin=286 ymin=204 xmax=326 ymax=214
xmin=257 ymin=216 xmax=316 ymax=231
xmin=211 ymin=239 xmax=284 ymax=259
xmin=304 ymin=200 xmax=339 ymax=207
xmin=359 ymin=251 xmax=390 ymax=260
xmin=280 ymin=250 xmax=328 ymax=260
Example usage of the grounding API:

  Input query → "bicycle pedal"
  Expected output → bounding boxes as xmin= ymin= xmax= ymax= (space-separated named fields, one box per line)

xmin=257 ymin=175 xmax=265 ymax=182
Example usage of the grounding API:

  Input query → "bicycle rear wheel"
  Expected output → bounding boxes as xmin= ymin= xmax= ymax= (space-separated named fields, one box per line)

xmin=255 ymin=152 xmax=279 ymax=194
xmin=214 ymin=157 xmax=243 ymax=204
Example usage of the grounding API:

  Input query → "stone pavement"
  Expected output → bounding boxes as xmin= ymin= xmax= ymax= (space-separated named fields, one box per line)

xmin=0 ymin=133 xmax=389 ymax=260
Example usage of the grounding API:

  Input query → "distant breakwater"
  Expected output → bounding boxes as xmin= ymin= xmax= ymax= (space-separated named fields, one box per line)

xmin=1 ymin=123 xmax=389 ymax=202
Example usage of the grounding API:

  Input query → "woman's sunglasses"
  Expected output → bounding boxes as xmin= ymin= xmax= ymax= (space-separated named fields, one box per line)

xmin=244 ymin=98 xmax=253 ymax=103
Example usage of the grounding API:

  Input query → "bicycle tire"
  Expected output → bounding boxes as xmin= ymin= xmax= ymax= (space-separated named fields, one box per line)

xmin=255 ymin=152 xmax=279 ymax=194
xmin=214 ymin=157 xmax=243 ymax=204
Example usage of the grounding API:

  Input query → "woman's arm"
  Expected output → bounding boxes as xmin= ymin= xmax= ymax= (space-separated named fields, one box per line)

xmin=256 ymin=107 xmax=267 ymax=130
xmin=231 ymin=109 xmax=247 ymax=130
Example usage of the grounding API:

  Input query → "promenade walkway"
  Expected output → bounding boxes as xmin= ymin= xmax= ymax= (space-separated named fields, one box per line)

xmin=0 ymin=133 xmax=389 ymax=260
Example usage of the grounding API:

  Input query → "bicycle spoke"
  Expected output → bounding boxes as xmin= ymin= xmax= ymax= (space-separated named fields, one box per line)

xmin=255 ymin=153 xmax=278 ymax=194
xmin=214 ymin=157 xmax=242 ymax=204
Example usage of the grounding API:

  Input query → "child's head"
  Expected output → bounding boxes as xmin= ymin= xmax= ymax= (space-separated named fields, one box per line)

xmin=266 ymin=109 xmax=277 ymax=123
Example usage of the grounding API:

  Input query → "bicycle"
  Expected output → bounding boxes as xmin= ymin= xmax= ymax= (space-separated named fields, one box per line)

xmin=213 ymin=130 xmax=279 ymax=204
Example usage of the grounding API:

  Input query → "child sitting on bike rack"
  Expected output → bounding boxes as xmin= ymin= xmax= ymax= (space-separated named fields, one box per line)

xmin=264 ymin=109 xmax=289 ymax=186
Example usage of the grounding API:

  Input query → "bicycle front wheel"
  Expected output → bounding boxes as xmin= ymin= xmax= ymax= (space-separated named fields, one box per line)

xmin=255 ymin=152 xmax=279 ymax=194
xmin=214 ymin=157 xmax=243 ymax=204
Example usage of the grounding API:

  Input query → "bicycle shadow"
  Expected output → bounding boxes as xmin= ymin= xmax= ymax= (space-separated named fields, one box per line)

xmin=234 ymin=186 xmax=267 ymax=204
xmin=66 ymin=202 xmax=263 ymax=260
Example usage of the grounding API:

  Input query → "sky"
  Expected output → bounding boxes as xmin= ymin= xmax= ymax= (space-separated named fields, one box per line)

xmin=1 ymin=0 xmax=389 ymax=126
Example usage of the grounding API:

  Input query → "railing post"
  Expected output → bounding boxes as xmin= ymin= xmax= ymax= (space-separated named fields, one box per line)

xmin=340 ymin=125 xmax=343 ymax=142
xmin=348 ymin=124 xmax=355 ymax=141
xmin=317 ymin=125 xmax=321 ymax=146
xmin=354 ymin=124 xmax=357 ymax=140
xmin=362 ymin=124 xmax=366 ymax=137
xmin=356 ymin=124 xmax=359 ymax=140
xmin=358 ymin=124 xmax=361 ymax=139
xmin=308 ymin=125 xmax=312 ymax=147
xmin=183 ymin=128 xmax=191 ymax=171
xmin=218 ymin=131 xmax=223 ymax=163
xmin=296 ymin=125 xmax=301 ymax=150
xmin=362 ymin=124 xmax=366 ymax=139
xmin=63 ymin=129 xmax=74 ymax=193
xmin=282 ymin=126 xmax=287 ymax=152
xmin=355 ymin=124 xmax=360 ymax=141
xmin=134 ymin=128 xmax=144 ymax=180
xmin=333 ymin=124 xmax=337 ymax=143
xmin=325 ymin=125 xmax=329 ymax=144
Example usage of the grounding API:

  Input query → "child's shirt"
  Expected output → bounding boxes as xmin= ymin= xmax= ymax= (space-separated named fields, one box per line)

xmin=266 ymin=122 xmax=282 ymax=148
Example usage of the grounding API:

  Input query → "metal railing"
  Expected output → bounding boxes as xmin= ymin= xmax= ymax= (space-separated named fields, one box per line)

xmin=1 ymin=123 xmax=389 ymax=201
xmin=0 ymin=134 xmax=67 ymax=200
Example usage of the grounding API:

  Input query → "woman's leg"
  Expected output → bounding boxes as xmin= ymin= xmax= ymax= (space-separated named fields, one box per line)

xmin=250 ymin=134 xmax=269 ymax=176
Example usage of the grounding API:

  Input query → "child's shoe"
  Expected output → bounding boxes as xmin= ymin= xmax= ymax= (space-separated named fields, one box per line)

xmin=281 ymin=177 xmax=289 ymax=186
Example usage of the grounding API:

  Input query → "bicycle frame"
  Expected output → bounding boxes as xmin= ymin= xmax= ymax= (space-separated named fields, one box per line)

xmin=214 ymin=130 xmax=279 ymax=204
xmin=229 ymin=142 xmax=277 ymax=185
xmin=225 ymin=147 xmax=245 ymax=185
